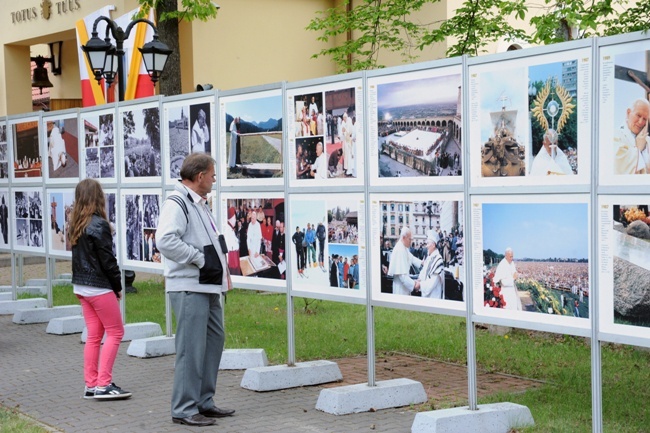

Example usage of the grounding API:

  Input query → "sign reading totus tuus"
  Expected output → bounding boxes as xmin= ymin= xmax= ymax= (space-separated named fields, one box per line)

xmin=10 ymin=0 xmax=81 ymax=24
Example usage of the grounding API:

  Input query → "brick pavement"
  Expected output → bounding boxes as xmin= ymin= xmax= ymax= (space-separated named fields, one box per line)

xmin=0 ymin=314 xmax=541 ymax=433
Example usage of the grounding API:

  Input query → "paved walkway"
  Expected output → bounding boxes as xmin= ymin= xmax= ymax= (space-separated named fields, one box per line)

xmin=0 ymin=313 xmax=541 ymax=433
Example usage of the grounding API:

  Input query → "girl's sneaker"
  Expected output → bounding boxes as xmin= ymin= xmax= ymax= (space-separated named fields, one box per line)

xmin=83 ymin=386 xmax=96 ymax=399
xmin=94 ymin=383 xmax=132 ymax=400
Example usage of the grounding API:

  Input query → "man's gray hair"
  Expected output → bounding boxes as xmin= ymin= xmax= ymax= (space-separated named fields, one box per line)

xmin=505 ymin=247 xmax=513 ymax=254
xmin=180 ymin=153 xmax=216 ymax=181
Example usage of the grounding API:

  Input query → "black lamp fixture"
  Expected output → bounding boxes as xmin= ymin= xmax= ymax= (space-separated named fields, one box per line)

xmin=81 ymin=16 xmax=172 ymax=102
xmin=31 ymin=41 xmax=63 ymax=94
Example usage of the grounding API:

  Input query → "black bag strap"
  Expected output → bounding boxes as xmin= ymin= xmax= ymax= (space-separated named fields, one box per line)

xmin=167 ymin=194 xmax=188 ymax=224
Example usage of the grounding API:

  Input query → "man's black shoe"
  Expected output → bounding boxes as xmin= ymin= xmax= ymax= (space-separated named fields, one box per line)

xmin=172 ymin=414 xmax=216 ymax=426
xmin=200 ymin=406 xmax=236 ymax=418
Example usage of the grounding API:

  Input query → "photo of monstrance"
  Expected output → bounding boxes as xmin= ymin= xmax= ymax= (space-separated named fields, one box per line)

xmin=481 ymin=95 xmax=526 ymax=177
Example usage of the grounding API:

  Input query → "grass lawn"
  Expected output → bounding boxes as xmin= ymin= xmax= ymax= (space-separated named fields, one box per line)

xmin=13 ymin=283 xmax=646 ymax=432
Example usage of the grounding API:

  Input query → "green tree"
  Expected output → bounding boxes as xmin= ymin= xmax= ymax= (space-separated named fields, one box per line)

xmin=308 ymin=0 xmax=650 ymax=72
xmin=136 ymin=0 xmax=220 ymax=96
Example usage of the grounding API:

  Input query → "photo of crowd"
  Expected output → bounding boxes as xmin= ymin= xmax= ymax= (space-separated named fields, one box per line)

xmin=82 ymin=112 xmax=115 ymax=180
xmin=378 ymin=199 xmax=464 ymax=301
xmin=122 ymin=106 xmax=161 ymax=179
xmin=13 ymin=190 xmax=44 ymax=248
xmin=223 ymin=197 xmax=285 ymax=280
xmin=481 ymin=202 xmax=589 ymax=317
xmin=45 ymin=117 xmax=79 ymax=179
xmin=12 ymin=120 xmax=41 ymax=179
xmin=376 ymin=74 xmax=462 ymax=178
xmin=124 ymin=193 xmax=161 ymax=263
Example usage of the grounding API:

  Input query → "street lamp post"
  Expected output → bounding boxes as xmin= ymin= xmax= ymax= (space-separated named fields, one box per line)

xmin=81 ymin=16 xmax=172 ymax=102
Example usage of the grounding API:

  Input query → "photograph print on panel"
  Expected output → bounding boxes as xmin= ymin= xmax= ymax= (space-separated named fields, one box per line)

xmin=472 ymin=195 xmax=590 ymax=330
xmin=370 ymin=193 xmax=465 ymax=311
xmin=13 ymin=187 xmax=45 ymax=253
xmin=599 ymin=40 xmax=650 ymax=185
xmin=121 ymin=102 xmax=161 ymax=182
xmin=0 ymin=121 xmax=8 ymax=182
xmin=0 ymin=188 xmax=10 ymax=249
xmin=289 ymin=193 xmax=365 ymax=299
xmin=122 ymin=189 xmax=162 ymax=269
xmin=44 ymin=114 xmax=80 ymax=182
xmin=221 ymin=193 xmax=285 ymax=288
xmin=47 ymin=189 xmax=75 ymax=256
xmin=469 ymin=47 xmax=591 ymax=187
xmin=367 ymin=65 xmax=463 ymax=186
xmin=598 ymin=196 xmax=650 ymax=344
xmin=220 ymin=89 xmax=283 ymax=186
xmin=287 ymin=79 xmax=364 ymax=187
xmin=80 ymin=109 xmax=116 ymax=182
xmin=164 ymin=97 xmax=214 ymax=184
xmin=11 ymin=118 xmax=42 ymax=181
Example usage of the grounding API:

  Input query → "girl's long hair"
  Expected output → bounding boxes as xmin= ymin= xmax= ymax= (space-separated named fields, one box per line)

xmin=68 ymin=178 xmax=107 ymax=246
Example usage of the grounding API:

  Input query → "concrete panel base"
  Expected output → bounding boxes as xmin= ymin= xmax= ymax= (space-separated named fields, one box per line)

xmin=13 ymin=305 xmax=82 ymax=324
xmin=25 ymin=279 xmax=47 ymax=287
xmin=0 ymin=292 xmax=12 ymax=301
xmin=316 ymin=378 xmax=428 ymax=415
xmin=220 ymin=349 xmax=269 ymax=370
xmin=127 ymin=335 xmax=176 ymax=358
xmin=0 ymin=285 xmax=11 ymax=292
xmin=46 ymin=315 xmax=85 ymax=335
xmin=15 ymin=287 xmax=47 ymax=296
xmin=0 ymin=299 xmax=47 ymax=315
xmin=241 ymin=360 xmax=342 ymax=392
xmin=411 ymin=402 xmax=534 ymax=433
xmin=81 ymin=322 xmax=163 ymax=343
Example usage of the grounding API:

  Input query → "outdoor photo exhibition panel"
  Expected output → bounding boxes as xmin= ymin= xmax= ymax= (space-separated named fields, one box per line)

xmin=367 ymin=59 xmax=464 ymax=188
xmin=470 ymin=194 xmax=591 ymax=335
xmin=79 ymin=105 xmax=118 ymax=184
xmin=11 ymin=186 xmax=45 ymax=254
xmin=0 ymin=187 xmax=10 ymax=251
xmin=42 ymin=110 xmax=80 ymax=185
xmin=369 ymin=192 xmax=465 ymax=315
xmin=118 ymin=98 xmax=163 ymax=186
xmin=468 ymin=41 xmax=593 ymax=188
xmin=219 ymin=86 xmax=284 ymax=188
xmin=163 ymin=94 xmax=216 ymax=186
xmin=286 ymin=76 xmax=365 ymax=188
xmin=598 ymin=35 xmax=650 ymax=187
xmin=219 ymin=191 xmax=286 ymax=292
xmin=598 ymin=195 xmax=650 ymax=348
xmin=9 ymin=114 xmax=42 ymax=184
xmin=0 ymin=119 xmax=8 ymax=184
xmin=119 ymin=188 xmax=163 ymax=272
xmin=287 ymin=192 xmax=366 ymax=302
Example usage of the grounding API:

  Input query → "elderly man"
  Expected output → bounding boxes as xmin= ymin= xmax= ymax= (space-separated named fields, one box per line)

xmin=614 ymin=98 xmax=650 ymax=174
xmin=529 ymin=129 xmax=574 ymax=176
xmin=493 ymin=247 xmax=521 ymax=311
xmin=387 ymin=227 xmax=422 ymax=296
xmin=415 ymin=230 xmax=445 ymax=299
xmin=155 ymin=153 xmax=234 ymax=426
